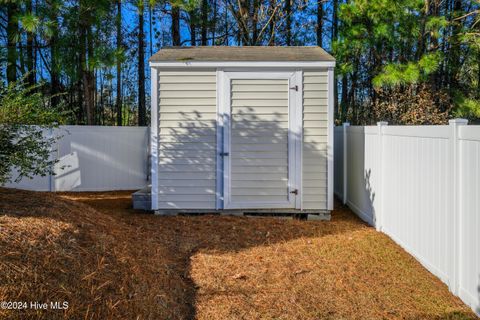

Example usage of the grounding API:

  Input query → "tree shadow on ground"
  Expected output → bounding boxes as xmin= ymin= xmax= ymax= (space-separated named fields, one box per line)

xmin=67 ymin=192 xmax=476 ymax=320
xmin=1 ymin=187 xmax=475 ymax=319
xmin=70 ymin=192 xmax=368 ymax=319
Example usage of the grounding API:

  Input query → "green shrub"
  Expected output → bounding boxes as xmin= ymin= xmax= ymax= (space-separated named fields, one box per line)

xmin=0 ymin=79 xmax=65 ymax=185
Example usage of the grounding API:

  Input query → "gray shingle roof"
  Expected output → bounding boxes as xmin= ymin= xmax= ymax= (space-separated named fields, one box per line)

xmin=149 ymin=46 xmax=335 ymax=62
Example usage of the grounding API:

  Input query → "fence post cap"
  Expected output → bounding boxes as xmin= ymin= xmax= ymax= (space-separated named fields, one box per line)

xmin=377 ymin=121 xmax=388 ymax=126
xmin=449 ymin=118 xmax=469 ymax=125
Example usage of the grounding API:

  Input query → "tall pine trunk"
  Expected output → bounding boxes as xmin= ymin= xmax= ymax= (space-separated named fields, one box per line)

xmin=285 ymin=0 xmax=292 ymax=45
xmin=316 ymin=0 xmax=323 ymax=47
xmin=138 ymin=0 xmax=146 ymax=126
xmin=439 ymin=0 xmax=451 ymax=88
xmin=252 ymin=0 xmax=260 ymax=46
xmin=84 ymin=28 xmax=95 ymax=125
xmin=448 ymin=0 xmax=463 ymax=89
xmin=332 ymin=0 xmax=338 ymax=42
xmin=268 ymin=0 xmax=276 ymax=45
xmin=212 ymin=0 xmax=217 ymax=43
xmin=116 ymin=0 xmax=123 ymax=126
xmin=49 ymin=0 xmax=60 ymax=107
xmin=341 ymin=75 xmax=348 ymax=122
xmin=172 ymin=5 xmax=180 ymax=45
xmin=224 ymin=6 xmax=228 ymax=45
xmin=201 ymin=0 xmax=208 ymax=45
xmin=79 ymin=0 xmax=95 ymax=125
xmin=149 ymin=3 xmax=153 ymax=56
xmin=429 ymin=0 xmax=441 ymax=91
xmin=239 ymin=0 xmax=249 ymax=44
xmin=6 ymin=2 xmax=18 ymax=84
xmin=78 ymin=27 xmax=85 ymax=123
xmin=332 ymin=0 xmax=339 ymax=121
xmin=190 ymin=9 xmax=197 ymax=46
xmin=349 ymin=68 xmax=358 ymax=123
xmin=417 ymin=1 xmax=427 ymax=61
xmin=26 ymin=0 xmax=35 ymax=86
xmin=78 ymin=7 xmax=86 ymax=124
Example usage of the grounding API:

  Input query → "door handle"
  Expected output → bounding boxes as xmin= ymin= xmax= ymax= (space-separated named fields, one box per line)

xmin=220 ymin=152 xmax=229 ymax=157
xmin=290 ymin=189 xmax=298 ymax=195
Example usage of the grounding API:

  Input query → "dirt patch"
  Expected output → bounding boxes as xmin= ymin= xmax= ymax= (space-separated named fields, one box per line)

xmin=0 ymin=188 xmax=476 ymax=319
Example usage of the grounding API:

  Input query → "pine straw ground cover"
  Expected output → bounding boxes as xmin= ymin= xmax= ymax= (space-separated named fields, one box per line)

xmin=0 ymin=188 xmax=476 ymax=320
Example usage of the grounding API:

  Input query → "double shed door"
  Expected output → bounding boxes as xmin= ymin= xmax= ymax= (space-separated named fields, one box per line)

xmin=222 ymin=71 xmax=301 ymax=209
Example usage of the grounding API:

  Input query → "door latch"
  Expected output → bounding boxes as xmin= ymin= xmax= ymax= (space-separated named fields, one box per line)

xmin=290 ymin=189 xmax=298 ymax=195
xmin=290 ymin=85 xmax=298 ymax=92
xmin=220 ymin=152 xmax=229 ymax=157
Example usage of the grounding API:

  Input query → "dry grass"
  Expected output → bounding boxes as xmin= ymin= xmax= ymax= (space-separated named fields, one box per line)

xmin=0 ymin=188 xmax=476 ymax=319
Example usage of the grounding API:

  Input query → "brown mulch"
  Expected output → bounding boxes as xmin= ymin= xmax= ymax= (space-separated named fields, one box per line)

xmin=0 ymin=188 xmax=476 ymax=320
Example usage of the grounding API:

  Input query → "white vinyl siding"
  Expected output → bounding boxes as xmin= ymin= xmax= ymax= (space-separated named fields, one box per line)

xmin=230 ymin=79 xmax=290 ymax=205
xmin=303 ymin=71 xmax=328 ymax=210
xmin=157 ymin=70 xmax=216 ymax=209
xmin=154 ymin=68 xmax=330 ymax=212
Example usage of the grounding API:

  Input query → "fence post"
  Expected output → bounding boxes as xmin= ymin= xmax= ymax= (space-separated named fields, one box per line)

xmin=342 ymin=122 xmax=350 ymax=205
xmin=48 ymin=127 xmax=57 ymax=192
xmin=146 ymin=127 xmax=151 ymax=182
xmin=449 ymin=118 xmax=468 ymax=295
xmin=376 ymin=122 xmax=388 ymax=231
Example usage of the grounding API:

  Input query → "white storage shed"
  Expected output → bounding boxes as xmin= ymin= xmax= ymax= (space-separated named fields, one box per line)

xmin=148 ymin=46 xmax=335 ymax=214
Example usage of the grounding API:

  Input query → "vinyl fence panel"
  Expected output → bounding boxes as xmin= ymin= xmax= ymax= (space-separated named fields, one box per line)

xmin=335 ymin=120 xmax=479 ymax=316
xmin=458 ymin=125 xmax=480 ymax=313
xmin=6 ymin=169 xmax=51 ymax=191
xmin=381 ymin=126 xmax=452 ymax=285
xmin=344 ymin=125 xmax=382 ymax=226
xmin=6 ymin=126 xmax=149 ymax=192
xmin=333 ymin=126 xmax=343 ymax=198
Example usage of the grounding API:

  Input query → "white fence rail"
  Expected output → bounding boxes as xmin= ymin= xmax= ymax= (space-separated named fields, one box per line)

xmin=334 ymin=120 xmax=480 ymax=315
xmin=6 ymin=126 xmax=149 ymax=191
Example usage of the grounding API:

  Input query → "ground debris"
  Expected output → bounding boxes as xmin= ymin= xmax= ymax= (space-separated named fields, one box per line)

xmin=232 ymin=273 xmax=247 ymax=280
xmin=0 ymin=188 xmax=476 ymax=320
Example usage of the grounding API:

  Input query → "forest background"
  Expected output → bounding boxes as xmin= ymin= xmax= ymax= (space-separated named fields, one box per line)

xmin=1 ymin=0 xmax=479 ymax=126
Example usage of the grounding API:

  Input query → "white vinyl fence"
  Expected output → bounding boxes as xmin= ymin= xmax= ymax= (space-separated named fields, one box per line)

xmin=334 ymin=120 xmax=480 ymax=315
xmin=6 ymin=126 xmax=149 ymax=191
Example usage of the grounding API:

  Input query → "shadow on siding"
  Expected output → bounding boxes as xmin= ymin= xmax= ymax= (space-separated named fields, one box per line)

xmin=156 ymin=104 xmax=328 ymax=210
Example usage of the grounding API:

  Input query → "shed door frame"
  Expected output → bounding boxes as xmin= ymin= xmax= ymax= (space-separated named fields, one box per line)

xmin=219 ymin=70 xmax=303 ymax=210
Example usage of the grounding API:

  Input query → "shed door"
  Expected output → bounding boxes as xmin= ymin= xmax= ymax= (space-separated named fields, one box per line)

xmin=222 ymin=72 xmax=300 ymax=209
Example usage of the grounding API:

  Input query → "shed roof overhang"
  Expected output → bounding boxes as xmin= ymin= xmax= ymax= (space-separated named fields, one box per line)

xmin=149 ymin=46 xmax=336 ymax=68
